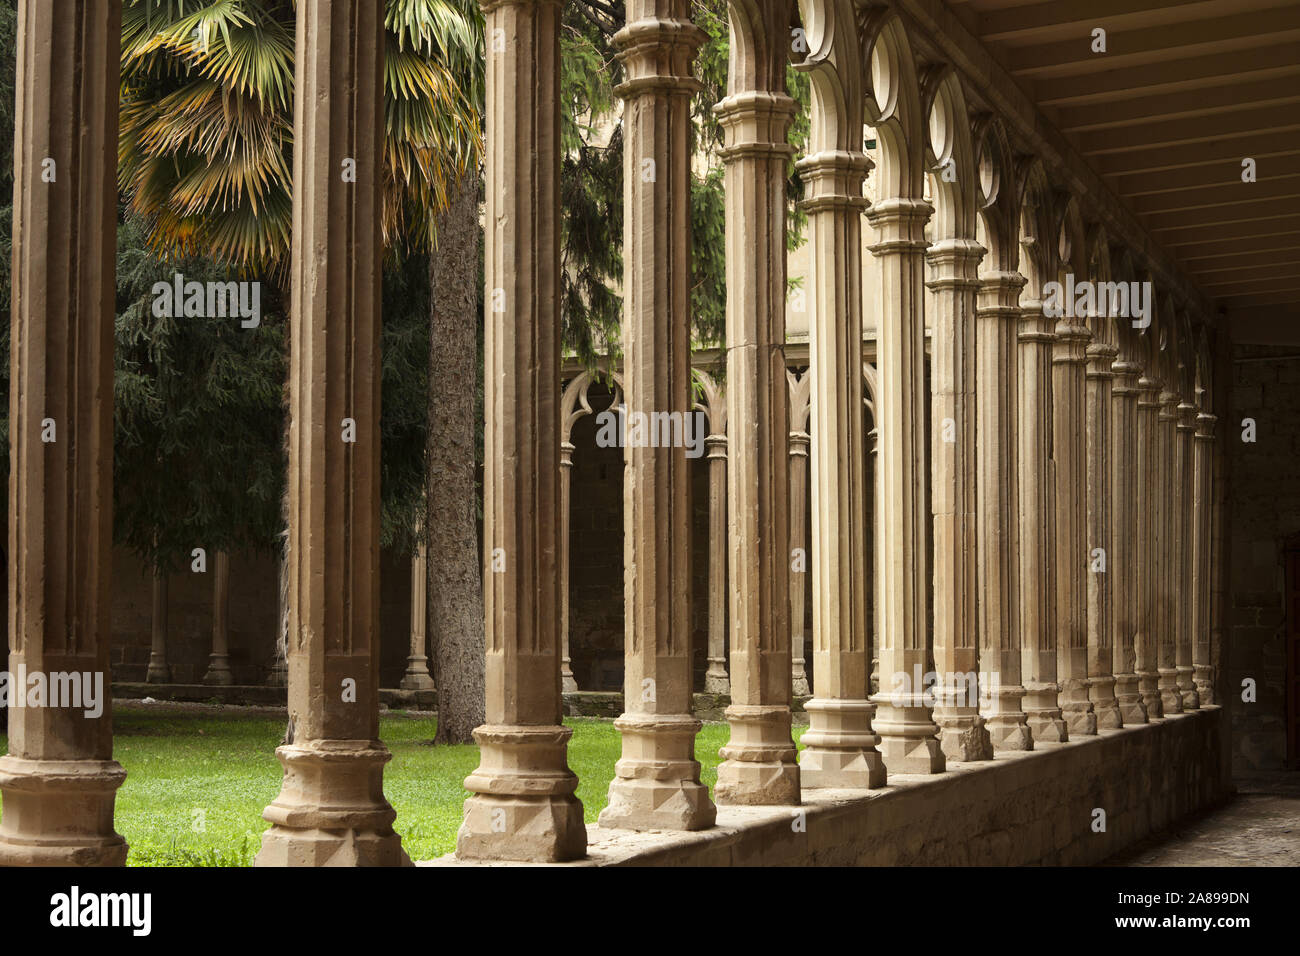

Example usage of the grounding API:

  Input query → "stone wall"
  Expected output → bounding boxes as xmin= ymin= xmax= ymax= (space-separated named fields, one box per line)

xmin=1226 ymin=343 xmax=1300 ymax=771
xmin=431 ymin=707 xmax=1229 ymax=866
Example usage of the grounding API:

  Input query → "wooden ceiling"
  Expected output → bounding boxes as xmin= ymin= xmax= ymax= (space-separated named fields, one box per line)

xmin=943 ymin=0 xmax=1300 ymax=334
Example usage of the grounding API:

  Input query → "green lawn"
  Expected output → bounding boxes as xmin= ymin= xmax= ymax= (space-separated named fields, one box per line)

xmin=0 ymin=704 xmax=807 ymax=866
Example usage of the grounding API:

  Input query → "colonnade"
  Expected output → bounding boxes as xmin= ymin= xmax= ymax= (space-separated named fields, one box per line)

xmin=0 ymin=0 xmax=1223 ymax=868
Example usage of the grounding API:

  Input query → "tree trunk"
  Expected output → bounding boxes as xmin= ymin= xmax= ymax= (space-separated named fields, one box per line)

xmin=427 ymin=175 xmax=485 ymax=744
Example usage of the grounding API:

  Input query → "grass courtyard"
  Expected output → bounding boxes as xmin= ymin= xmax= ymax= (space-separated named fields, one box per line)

xmin=0 ymin=703 xmax=808 ymax=866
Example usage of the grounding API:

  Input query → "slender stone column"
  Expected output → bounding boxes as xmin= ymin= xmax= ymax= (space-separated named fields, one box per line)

xmin=705 ymin=430 xmax=731 ymax=694
xmin=0 ymin=0 xmax=127 ymax=867
xmin=715 ymin=2 xmax=801 ymax=803
xmin=601 ymin=0 xmax=714 ymax=831
xmin=1019 ymin=294 xmax=1067 ymax=742
xmin=869 ymin=197 xmax=945 ymax=773
xmin=1135 ymin=371 xmax=1164 ymax=717
xmin=257 ymin=0 xmax=408 ymax=866
xmin=928 ymin=238 xmax=992 ymax=761
xmin=203 ymin=551 xmax=234 ymax=685
xmin=1176 ymin=399 xmax=1199 ymax=710
xmin=1111 ymin=355 xmax=1147 ymax=724
xmin=976 ymin=273 xmax=1033 ymax=750
xmin=1156 ymin=386 xmax=1183 ymax=716
xmin=1054 ymin=320 xmax=1096 ymax=736
xmin=458 ymin=0 xmax=584 ymax=862
xmin=788 ymin=426 xmax=811 ymax=697
xmin=1086 ymin=334 xmax=1122 ymax=728
xmin=797 ymin=152 xmax=884 ymax=788
xmin=400 ymin=541 xmax=435 ymax=691
xmin=558 ymin=440 xmax=579 ymax=693
xmin=1193 ymin=410 xmax=1217 ymax=704
xmin=147 ymin=569 xmax=171 ymax=683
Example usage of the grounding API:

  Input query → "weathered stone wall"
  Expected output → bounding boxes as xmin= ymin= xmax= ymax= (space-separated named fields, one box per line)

xmin=429 ymin=707 xmax=1227 ymax=866
xmin=1226 ymin=343 xmax=1300 ymax=771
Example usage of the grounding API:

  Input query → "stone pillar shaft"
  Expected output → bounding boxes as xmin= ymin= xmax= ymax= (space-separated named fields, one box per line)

xmin=869 ymin=197 xmax=945 ymax=773
xmin=976 ymin=274 xmax=1032 ymax=751
xmin=715 ymin=0 xmax=800 ymax=803
xmin=558 ymin=441 xmax=578 ymax=693
xmin=788 ymin=427 xmax=810 ymax=698
xmin=1019 ymin=301 xmax=1067 ymax=742
xmin=1193 ymin=412 xmax=1217 ymax=704
xmin=1054 ymin=321 xmax=1095 ymax=736
xmin=601 ymin=0 xmax=715 ymax=831
xmin=705 ymin=432 xmax=730 ymax=693
xmin=1135 ymin=374 xmax=1163 ymax=717
xmin=458 ymin=0 xmax=584 ymax=862
xmin=1176 ymin=401 xmax=1199 ymax=709
xmin=1086 ymin=338 xmax=1122 ymax=728
xmin=257 ymin=0 xmax=409 ymax=867
xmin=147 ymin=569 xmax=171 ymax=683
xmin=203 ymin=551 xmax=234 ymax=685
xmin=928 ymin=239 xmax=991 ymax=761
xmin=0 ymin=0 xmax=127 ymax=867
xmin=400 ymin=541 xmax=435 ymax=691
xmin=797 ymin=150 xmax=884 ymax=788
xmin=1156 ymin=390 xmax=1183 ymax=715
xmin=1111 ymin=359 xmax=1147 ymax=724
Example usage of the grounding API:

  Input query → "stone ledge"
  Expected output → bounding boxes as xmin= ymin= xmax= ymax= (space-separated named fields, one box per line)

xmin=424 ymin=707 xmax=1230 ymax=866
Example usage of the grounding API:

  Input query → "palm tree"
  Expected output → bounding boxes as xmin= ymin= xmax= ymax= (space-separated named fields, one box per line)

xmin=117 ymin=0 xmax=486 ymax=740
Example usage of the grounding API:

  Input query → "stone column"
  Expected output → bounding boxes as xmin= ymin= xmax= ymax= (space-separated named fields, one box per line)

xmin=715 ymin=0 xmax=801 ymax=803
xmin=1019 ymin=295 xmax=1067 ymax=742
xmin=256 ymin=0 xmax=408 ymax=866
xmin=147 ymin=569 xmax=171 ymax=683
xmin=928 ymin=238 xmax=992 ymax=761
xmin=1054 ymin=320 xmax=1096 ymax=736
xmin=0 ymin=0 xmax=127 ymax=867
xmin=203 ymin=551 xmax=234 ymax=685
xmin=705 ymin=431 xmax=731 ymax=694
xmin=798 ymin=152 xmax=884 ymax=788
xmin=1193 ymin=410 xmax=1217 ymax=704
xmin=1111 ymin=355 xmax=1147 ymax=724
xmin=400 ymin=541 xmax=435 ymax=691
xmin=600 ymin=0 xmax=714 ymax=831
xmin=1135 ymin=370 xmax=1164 ymax=718
xmin=869 ymin=197 xmax=945 ymax=773
xmin=458 ymin=0 xmax=584 ymax=862
xmin=976 ymin=273 xmax=1033 ymax=750
xmin=1156 ymin=386 xmax=1183 ymax=716
xmin=1086 ymin=334 xmax=1122 ymax=728
xmin=558 ymin=440 xmax=579 ymax=694
xmin=1176 ymin=399 xmax=1199 ymax=710
xmin=788 ymin=426 xmax=811 ymax=698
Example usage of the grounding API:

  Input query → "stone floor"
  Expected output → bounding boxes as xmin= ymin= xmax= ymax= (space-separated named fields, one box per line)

xmin=1108 ymin=773 xmax=1300 ymax=866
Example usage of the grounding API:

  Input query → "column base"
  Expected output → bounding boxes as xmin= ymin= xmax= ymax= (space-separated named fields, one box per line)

xmin=457 ymin=724 xmax=586 ymax=862
xmin=716 ymin=704 xmax=800 ymax=805
xmin=1088 ymin=676 xmax=1123 ymax=729
xmin=1063 ymin=703 xmax=1097 ymax=737
xmin=145 ymin=656 xmax=171 ymax=683
xmin=791 ymin=660 xmax=810 ymax=698
xmin=982 ymin=684 xmax=1033 ymax=751
xmin=704 ymin=663 xmax=730 ymax=696
xmin=255 ymin=740 xmax=411 ymax=867
xmin=872 ymin=696 xmax=946 ymax=774
xmin=1138 ymin=673 xmax=1163 ymax=718
xmin=1158 ymin=669 xmax=1183 ymax=715
xmin=1026 ymin=710 xmax=1068 ymax=743
xmin=1177 ymin=667 xmax=1199 ymax=710
xmin=598 ymin=714 xmax=716 ymax=831
xmin=202 ymin=654 xmax=234 ymax=686
xmin=561 ymin=666 xmax=579 ymax=695
xmin=800 ymin=698 xmax=887 ymax=788
xmin=399 ymin=655 xmax=435 ymax=692
xmin=934 ymin=710 xmax=993 ymax=762
xmin=1194 ymin=665 xmax=1214 ymax=706
xmin=0 ymin=756 xmax=128 ymax=867
xmin=1115 ymin=673 xmax=1147 ymax=724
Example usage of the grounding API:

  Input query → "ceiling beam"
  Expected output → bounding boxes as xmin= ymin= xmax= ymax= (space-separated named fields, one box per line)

xmin=1159 ymin=217 xmax=1300 ymax=247
xmin=1007 ymin=6 xmax=1300 ymax=77
xmin=979 ymin=0 xmax=1216 ymax=44
xmin=1129 ymin=177 xmax=1300 ymax=215
xmin=1190 ymin=261 xmax=1300 ymax=281
xmin=1034 ymin=43 xmax=1300 ymax=106
xmin=1078 ymin=108 xmax=1300 ymax=156
xmin=1145 ymin=197 xmax=1300 ymax=233
xmin=1056 ymin=77 xmax=1300 ymax=133
xmin=1177 ymin=236 xmax=1300 ymax=261
xmin=1114 ymin=155 xmax=1300 ymax=197
xmin=1094 ymin=137 xmax=1300 ymax=176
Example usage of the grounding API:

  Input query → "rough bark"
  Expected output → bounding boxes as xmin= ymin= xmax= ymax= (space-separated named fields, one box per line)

xmin=427 ymin=175 xmax=486 ymax=744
